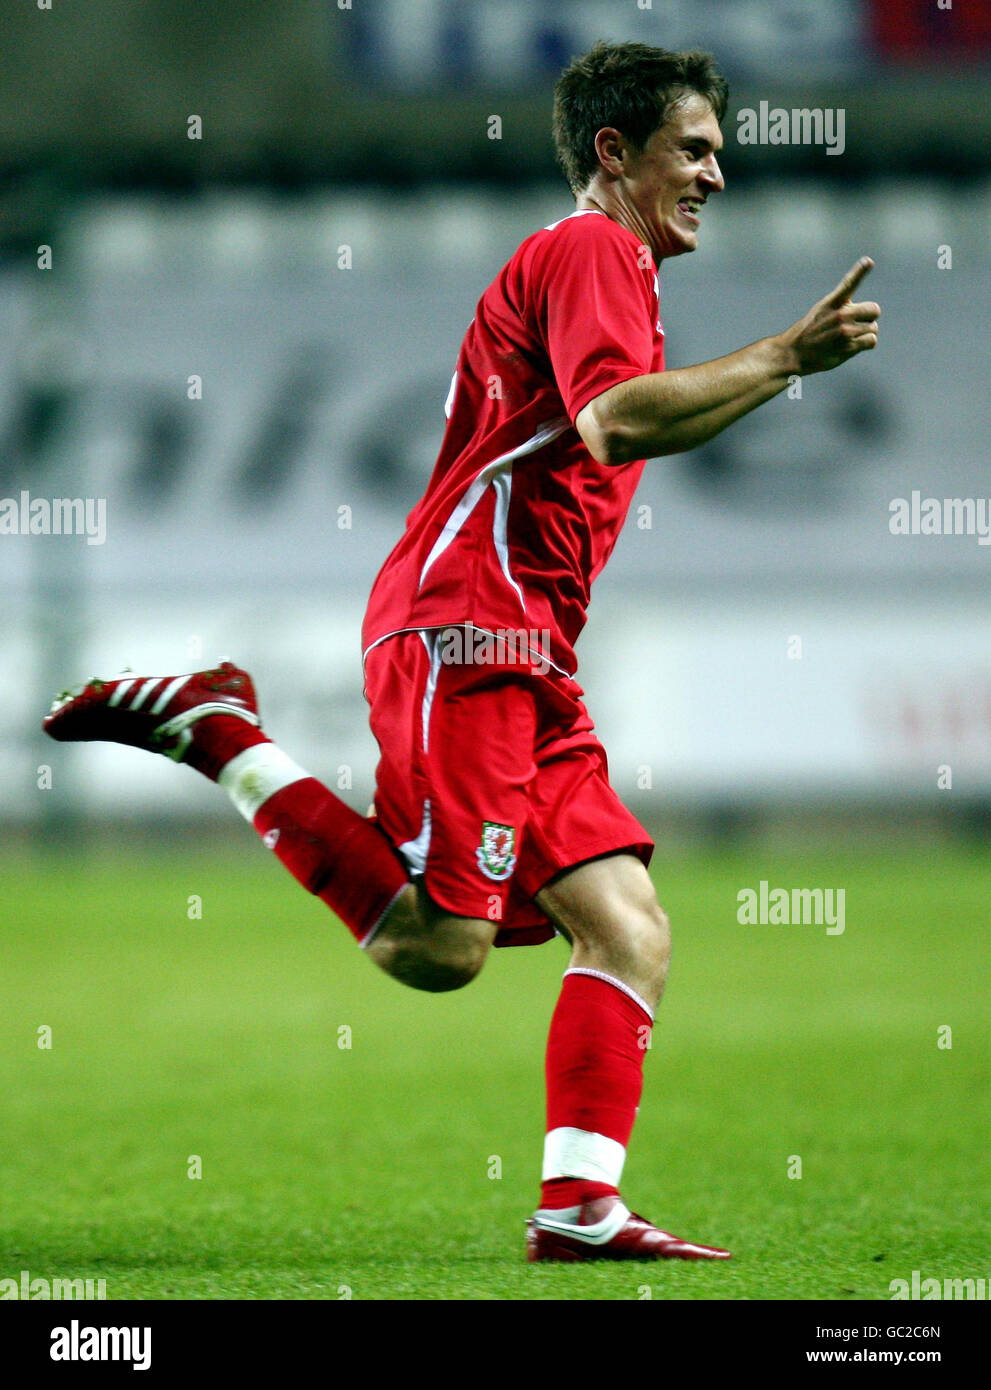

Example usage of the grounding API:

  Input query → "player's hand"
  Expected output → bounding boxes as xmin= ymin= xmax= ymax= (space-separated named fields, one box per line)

xmin=782 ymin=258 xmax=880 ymax=375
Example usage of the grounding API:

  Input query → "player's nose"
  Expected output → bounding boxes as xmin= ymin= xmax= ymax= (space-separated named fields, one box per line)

xmin=701 ymin=154 xmax=725 ymax=193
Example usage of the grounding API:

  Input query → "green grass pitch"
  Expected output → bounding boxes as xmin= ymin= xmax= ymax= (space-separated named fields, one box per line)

xmin=2 ymin=841 xmax=988 ymax=1300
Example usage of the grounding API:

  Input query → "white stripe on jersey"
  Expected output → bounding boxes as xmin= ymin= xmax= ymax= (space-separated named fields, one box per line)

xmin=491 ymin=469 xmax=524 ymax=608
xmin=393 ymin=632 xmax=444 ymax=883
xmin=418 ymin=415 xmax=569 ymax=592
xmin=398 ymin=799 xmax=433 ymax=878
xmin=444 ymin=369 xmax=458 ymax=420
xmin=418 ymin=629 xmax=444 ymax=754
xmin=542 ymin=208 xmax=606 ymax=232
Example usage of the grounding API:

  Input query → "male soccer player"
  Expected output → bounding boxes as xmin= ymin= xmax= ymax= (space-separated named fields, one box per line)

xmin=43 ymin=42 xmax=880 ymax=1261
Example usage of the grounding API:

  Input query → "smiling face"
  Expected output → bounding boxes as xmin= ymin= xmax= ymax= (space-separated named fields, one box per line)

xmin=581 ymin=90 xmax=725 ymax=265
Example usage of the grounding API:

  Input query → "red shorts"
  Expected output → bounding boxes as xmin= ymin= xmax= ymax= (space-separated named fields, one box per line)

xmin=363 ymin=629 xmax=653 ymax=947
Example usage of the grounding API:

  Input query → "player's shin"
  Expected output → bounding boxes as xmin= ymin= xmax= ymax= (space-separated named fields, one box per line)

xmin=219 ymin=744 xmax=409 ymax=946
xmin=539 ymin=968 xmax=652 ymax=1213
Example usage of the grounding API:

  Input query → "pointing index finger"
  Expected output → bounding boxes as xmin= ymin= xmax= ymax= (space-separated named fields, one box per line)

xmin=827 ymin=257 xmax=874 ymax=306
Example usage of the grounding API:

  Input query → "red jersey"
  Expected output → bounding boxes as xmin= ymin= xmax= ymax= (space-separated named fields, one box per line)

xmin=361 ymin=209 xmax=665 ymax=678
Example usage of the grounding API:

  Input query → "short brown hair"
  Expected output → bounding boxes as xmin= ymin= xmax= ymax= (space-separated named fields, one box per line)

xmin=553 ymin=41 xmax=729 ymax=195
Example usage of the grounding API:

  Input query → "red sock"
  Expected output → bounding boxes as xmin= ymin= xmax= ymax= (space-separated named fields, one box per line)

xmin=253 ymin=778 xmax=409 ymax=944
xmin=183 ymin=715 xmax=271 ymax=782
xmin=540 ymin=969 xmax=653 ymax=1211
xmin=191 ymin=721 xmax=409 ymax=945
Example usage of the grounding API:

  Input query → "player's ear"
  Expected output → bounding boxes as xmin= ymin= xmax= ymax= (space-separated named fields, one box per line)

xmin=593 ymin=127 xmax=627 ymax=178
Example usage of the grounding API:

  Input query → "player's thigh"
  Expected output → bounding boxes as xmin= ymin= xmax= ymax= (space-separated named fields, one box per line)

xmin=365 ymin=630 xmax=538 ymax=926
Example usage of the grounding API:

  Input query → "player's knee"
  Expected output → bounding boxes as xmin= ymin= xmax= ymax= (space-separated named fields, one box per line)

xmin=387 ymin=936 xmax=489 ymax=993
xmin=368 ymin=904 xmax=494 ymax=993
xmin=612 ymin=890 xmax=670 ymax=987
xmin=638 ymin=898 xmax=671 ymax=982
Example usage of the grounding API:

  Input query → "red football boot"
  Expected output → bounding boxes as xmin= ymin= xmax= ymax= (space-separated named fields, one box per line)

xmin=526 ymin=1196 xmax=731 ymax=1262
xmin=42 ymin=661 xmax=260 ymax=762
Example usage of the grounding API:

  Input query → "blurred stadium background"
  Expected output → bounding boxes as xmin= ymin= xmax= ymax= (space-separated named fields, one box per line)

xmin=1 ymin=0 xmax=990 ymax=846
